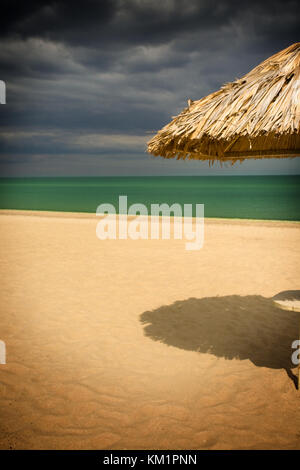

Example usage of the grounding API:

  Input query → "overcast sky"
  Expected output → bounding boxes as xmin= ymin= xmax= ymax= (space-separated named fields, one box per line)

xmin=0 ymin=0 xmax=299 ymax=176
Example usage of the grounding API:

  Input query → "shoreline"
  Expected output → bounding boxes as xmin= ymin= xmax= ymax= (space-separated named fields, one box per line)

xmin=1 ymin=208 xmax=300 ymax=228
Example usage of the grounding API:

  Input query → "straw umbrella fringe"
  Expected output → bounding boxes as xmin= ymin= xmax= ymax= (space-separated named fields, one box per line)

xmin=147 ymin=43 xmax=300 ymax=163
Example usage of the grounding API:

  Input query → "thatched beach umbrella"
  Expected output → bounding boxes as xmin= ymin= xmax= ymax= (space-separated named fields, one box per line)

xmin=147 ymin=43 xmax=300 ymax=163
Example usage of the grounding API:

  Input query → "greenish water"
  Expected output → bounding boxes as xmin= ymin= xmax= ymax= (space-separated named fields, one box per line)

xmin=0 ymin=175 xmax=299 ymax=221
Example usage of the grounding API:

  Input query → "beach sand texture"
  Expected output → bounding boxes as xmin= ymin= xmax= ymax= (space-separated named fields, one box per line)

xmin=0 ymin=210 xmax=299 ymax=449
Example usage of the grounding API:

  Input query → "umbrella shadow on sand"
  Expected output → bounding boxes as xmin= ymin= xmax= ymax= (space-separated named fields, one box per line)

xmin=140 ymin=293 xmax=300 ymax=389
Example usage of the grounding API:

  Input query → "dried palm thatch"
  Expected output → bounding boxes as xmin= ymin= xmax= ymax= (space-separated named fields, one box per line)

xmin=147 ymin=43 xmax=300 ymax=163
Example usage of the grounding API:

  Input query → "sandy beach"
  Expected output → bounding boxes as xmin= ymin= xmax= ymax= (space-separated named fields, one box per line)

xmin=0 ymin=209 xmax=299 ymax=450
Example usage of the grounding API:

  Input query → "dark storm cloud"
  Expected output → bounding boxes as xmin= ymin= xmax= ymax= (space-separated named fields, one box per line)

xmin=0 ymin=0 xmax=299 ymax=175
xmin=2 ymin=0 xmax=299 ymax=48
xmin=0 ymin=0 xmax=117 ymax=42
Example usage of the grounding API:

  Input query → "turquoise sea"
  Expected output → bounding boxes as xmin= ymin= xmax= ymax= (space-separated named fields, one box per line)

xmin=0 ymin=175 xmax=299 ymax=221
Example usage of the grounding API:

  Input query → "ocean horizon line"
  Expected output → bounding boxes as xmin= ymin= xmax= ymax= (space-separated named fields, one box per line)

xmin=0 ymin=175 xmax=299 ymax=221
xmin=0 ymin=173 xmax=299 ymax=179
